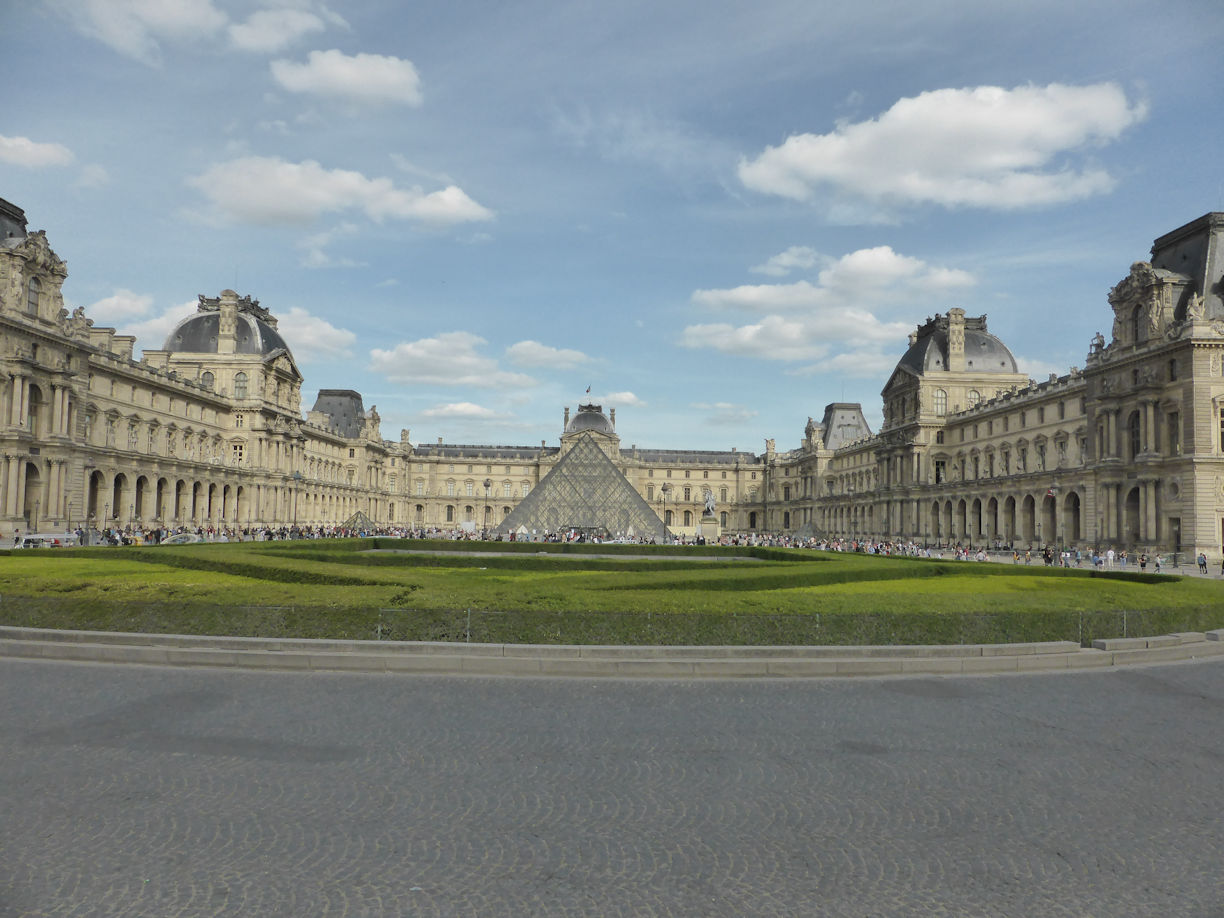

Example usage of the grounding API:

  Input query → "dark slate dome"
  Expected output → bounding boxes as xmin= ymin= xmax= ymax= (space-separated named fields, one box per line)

xmin=565 ymin=404 xmax=614 ymax=435
xmin=164 ymin=291 xmax=292 ymax=359
xmin=895 ymin=314 xmax=1018 ymax=376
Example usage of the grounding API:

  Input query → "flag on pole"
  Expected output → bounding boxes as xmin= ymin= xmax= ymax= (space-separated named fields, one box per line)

xmin=1046 ymin=487 xmax=1056 ymax=497
xmin=585 ymin=386 xmax=591 ymax=394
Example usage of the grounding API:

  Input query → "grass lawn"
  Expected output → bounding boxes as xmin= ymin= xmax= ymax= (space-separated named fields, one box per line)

xmin=2 ymin=538 xmax=1222 ymax=646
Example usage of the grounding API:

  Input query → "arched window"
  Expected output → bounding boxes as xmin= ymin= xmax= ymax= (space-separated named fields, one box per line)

xmin=934 ymin=389 xmax=948 ymax=416
xmin=967 ymin=389 xmax=981 ymax=408
xmin=665 ymin=510 xmax=673 ymax=525
xmin=684 ymin=510 xmax=692 ymax=526
xmin=445 ymin=505 xmax=454 ymax=522
xmin=233 ymin=372 xmax=248 ymax=399
xmin=201 ymin=371 xmax=214 ymax=389
xmin=720 ymin=511 xmax=728 ymax=527
xmin=26 ymin=276 xmax=40 ymax=315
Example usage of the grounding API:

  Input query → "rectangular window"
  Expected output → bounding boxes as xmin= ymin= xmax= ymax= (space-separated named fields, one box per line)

xmin=232 ymin=443 xmax=244 ymax=464
xmin=349 ymin=448 xmax=355 ymax=458
xmin=934 ymin=459 xmax=946 ymax=483
xmin=720 ymin=488 xmax=727 ymax=502
xmin=1168 ymin=412 xmax=1181 ymax=455
xmin=1038 ymin=407 xmax=1045 ymax=423
xmin=416 ymin=481 xmax=424 ymax=496
xmin=935 ymin=431 xmax=944 ymax=444
xmin=521 ymin=483 xmax=530 ymax=497
xmin=1003 ymin=416 xmax=1009 ymax=432
xmin=465 ymin=482 xmax=474 ymax=496
xmin=703 ymin=471 xmax=709 ymax=478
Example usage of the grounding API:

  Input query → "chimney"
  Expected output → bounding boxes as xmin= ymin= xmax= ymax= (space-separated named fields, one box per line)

xmin=564 ymin=406 xmax=570 ymax=428
xmin=946 ymin=307 xmax=966 ymax=372
xmin=217 ymin=290 xmax=239 ymax=355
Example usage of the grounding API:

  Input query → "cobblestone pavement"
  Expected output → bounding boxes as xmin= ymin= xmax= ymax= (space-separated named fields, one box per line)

xmin=1 ymin=659 xmax=1222 ymax=917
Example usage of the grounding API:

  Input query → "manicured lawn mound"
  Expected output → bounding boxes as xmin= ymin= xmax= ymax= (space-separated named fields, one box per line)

xmin=1 ymin=540 xmax=1221 ymax=645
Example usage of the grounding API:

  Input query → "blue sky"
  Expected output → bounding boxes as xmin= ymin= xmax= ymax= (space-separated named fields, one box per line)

xmin=4 ymin=0 xmax=1223 ymax=452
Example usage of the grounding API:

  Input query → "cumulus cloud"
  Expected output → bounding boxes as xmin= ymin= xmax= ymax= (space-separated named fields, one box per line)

xmin=120 ymin=300 xmax=199 ymax=345
xmin=421 ymin=402 xmax=504 ymax=419
xmin=54 ymin=0 xmax=227 ymax=63
xmin=370 ymin=331 xmax=537 ymax=388
xmin=505 ymin=340 xmax=590 ymax=369
xmin=682 ymin=244 xmax=969 ymax=373
xmin=739 ymin=82 xmax=1147 ymax=212
xmin=750 ymin=246 xmax=819 ymax=277
xmin=277 ymin=306 xmax=356 ymax=363
xmin=692 ymin=402 xmax=758 ymax=425
xmin=594 ymin=391 xmax=644 ymax=407
xmin=229 ymin=8 xmax=327 ymax=53
xmin=271 ymin=49 xmax=422 ymax=106
xmin=693 ymin=246 xmax=973 ymax=315
xmin=188 ymin=156 xmax=493 ymax=226
xmin=0 ymin=135 xmax=74 ymax=168
xmin=87 ymin=288 xmax=155 ymax=320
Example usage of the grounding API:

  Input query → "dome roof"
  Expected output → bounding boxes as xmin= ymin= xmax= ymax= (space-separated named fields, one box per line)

xmin=895 ymin=314 xmax=1018 ymax=376
xmin=565 ymin=403 xmax=614 ymax=435
xmin=163 ymin=291 xmax=293 ymax=359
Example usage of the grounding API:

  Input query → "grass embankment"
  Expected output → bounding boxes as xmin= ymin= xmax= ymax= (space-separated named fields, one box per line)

xmin=1 ymin=538 xmax=1222 ymax=646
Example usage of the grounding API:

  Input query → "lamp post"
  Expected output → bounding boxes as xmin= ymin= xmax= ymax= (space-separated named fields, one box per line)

xmin=660 ymin=482 xmax=672 ymax=543
xmin=483 ymin=478 xmax=491 ymax=538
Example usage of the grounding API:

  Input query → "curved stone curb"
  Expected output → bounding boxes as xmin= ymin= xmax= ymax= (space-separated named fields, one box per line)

xmin=2 ymin=625 xmax=1223 ymax=678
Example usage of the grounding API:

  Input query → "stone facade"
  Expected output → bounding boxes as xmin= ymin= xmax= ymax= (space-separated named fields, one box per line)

xmin=3 ymin=197 xmax=1223 ymax=554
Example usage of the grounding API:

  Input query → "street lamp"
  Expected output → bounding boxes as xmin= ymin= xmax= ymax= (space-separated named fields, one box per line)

xmin=483 ymin=478 xmax=492 ymax=538
xmin=659 ymin=482 xmax=672 ymax=543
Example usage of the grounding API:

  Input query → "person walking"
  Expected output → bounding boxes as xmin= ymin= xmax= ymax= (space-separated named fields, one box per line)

xmin=1197 ymin=552 xmax=1208 ymax=574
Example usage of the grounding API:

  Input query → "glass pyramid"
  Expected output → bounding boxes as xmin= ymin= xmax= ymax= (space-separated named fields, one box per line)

xmin=495 ymin=433 xmax=667 ymax=540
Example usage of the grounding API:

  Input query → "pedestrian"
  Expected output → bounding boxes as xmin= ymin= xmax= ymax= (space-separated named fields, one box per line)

xmin=1198 ymin=552 xmax=1207 ymax=574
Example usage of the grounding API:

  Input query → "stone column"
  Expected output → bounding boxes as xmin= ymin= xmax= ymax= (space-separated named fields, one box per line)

xmin=10 ymin=376 xmax=25 ymax=428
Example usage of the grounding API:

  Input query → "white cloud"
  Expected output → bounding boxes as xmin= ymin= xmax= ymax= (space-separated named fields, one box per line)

xmin=0 ymin=135 xmax=74 ymax=168
xmin=421 ymin=402 xmax=504 ymax=419
xmin=370 ymin=331 xmax=537 ymax=388
xmin=505 ymin=340 xmax=590 ymax=369
xmin=229 ymin=9 xmax=325 ymax=53
xmin=682 ymin=244 xmax=963 ymax=369
xmin=121 ymin=300 xmax=198 ymax=345
xmin=276 ymin=306 xmax=356 ymax=363
xmin=739 ymin=82 xmax=1147 ymax=212
xmin=56 ymin=0 xmax=227 ymax=63
xmin=692 ymin=402 xmax=757 ymax=425
xmin=297 ymin=221 xmax=363 ymax=268
xmin=73 ymin=164 xmax=111 ymax=188
xmin=87 ymin=288 xmax=154 ymax=320
xmin=595 ymin=391 xmax=644 ymax=407
xmin=681 ymin=316 xmax=831 ymax=361
xmin=751 ymin=246 xmax=818 ymax=277
xmin=1015 ymin=355 xmax=1063 ymax=379
xmin=693 ymin=247 xmax=973 ymax=315
xmin=188 ymin=156 xmax=493 ymax=226
xmin=271 ymin=49 xmax=423 ymax=106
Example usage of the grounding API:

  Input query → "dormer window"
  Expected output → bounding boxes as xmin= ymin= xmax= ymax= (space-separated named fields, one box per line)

xmin=26 ymin=276 xmax=40 ymax=315
xmin=201 ymin=371 xmax=214 ymax=389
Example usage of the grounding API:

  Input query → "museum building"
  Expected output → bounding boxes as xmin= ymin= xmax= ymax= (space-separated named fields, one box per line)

xmin=2 ymin=196 xmax=1223 ymax=556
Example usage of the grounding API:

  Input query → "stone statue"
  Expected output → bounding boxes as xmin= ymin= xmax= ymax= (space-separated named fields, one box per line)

xmin=703 ymin=489 xmax=716 ymax=518
xmin=1090 ymin=331 xmax=1105 ymax=353
xmin=1188 ymin=292 xmax=1205 ymax=320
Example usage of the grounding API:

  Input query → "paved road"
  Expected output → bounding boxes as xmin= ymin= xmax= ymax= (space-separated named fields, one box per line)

xmin=1 ymin=659 xmax=1222 ymax=917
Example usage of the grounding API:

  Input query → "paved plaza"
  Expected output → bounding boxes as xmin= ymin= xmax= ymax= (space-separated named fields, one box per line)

xmin=1 ymin=659 xmax=1222 ymax=917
